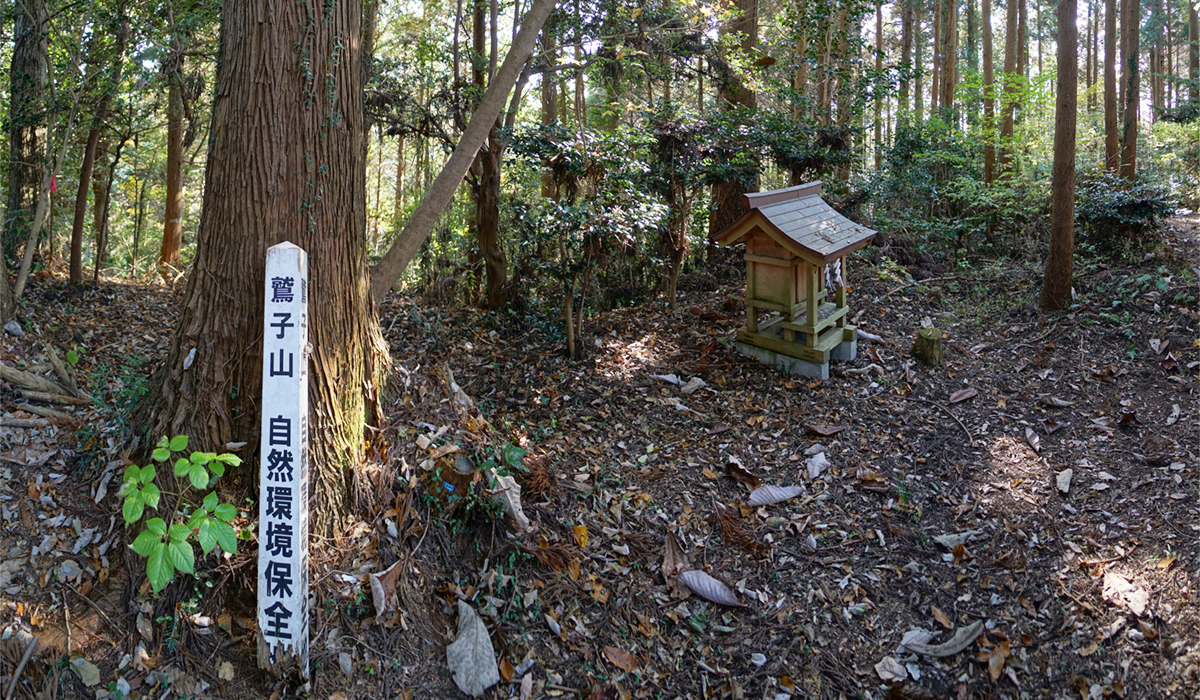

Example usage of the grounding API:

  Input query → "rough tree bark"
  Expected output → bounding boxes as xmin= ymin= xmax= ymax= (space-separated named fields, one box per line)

xmin=707 ymin=0 xmax=758 ymax=234
xmin=938 ymin=0 xmax=958 ymax=113
xmin=1105 ymin=0 xmax=1118 ymax=168
xmin=1190 ymin=0 xmax=1198 ymax=105
xmin=157 ymin=54 xmax=186 ymax=281
xmin=5 ymin=0 xmax=48 ymax=263
xmin=147 ymin=0 xmax=390 ymax=537
xmin=983 ymin=0 xmax=995 ymax=183
xmin=1042 ymin=0 xmax=1077 ymax=309
xmin=1119 ymin=0 xmax=1140 ymax=179
xmin=999 ymin=0 xmax=1021 ymax=174
xmin=368 ymin=0 xmax=555 ymax=301
xmin=874 ymin=0 xmax=882 ymax=168
xmin=899 ymin=0 xmax=913 ymax=118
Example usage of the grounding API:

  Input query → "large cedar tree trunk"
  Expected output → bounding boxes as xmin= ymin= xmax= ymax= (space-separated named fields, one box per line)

xmin=707 ymin=0 xmax=757 ymax=237
xmin=1119 ymin=0 xmax=1140 ymax=178
xmin=149 ymin=0 xmax=389 ymax=537
xmin=157 ymin=59 xmax=186 ymax=281
xmin=1042 ymin=0 xmax=1077 ymax=309
xmin=5 ymin=0 xmax=48 ymax=263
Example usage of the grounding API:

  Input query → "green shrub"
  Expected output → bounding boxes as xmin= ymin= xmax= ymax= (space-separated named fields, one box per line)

xmin=1075 ymin=171 xmax=1175 ymax=248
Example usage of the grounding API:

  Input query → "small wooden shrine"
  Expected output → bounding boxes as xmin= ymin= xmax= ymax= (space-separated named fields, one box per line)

xmin=713 ymin=181 xmax=876 ymax=378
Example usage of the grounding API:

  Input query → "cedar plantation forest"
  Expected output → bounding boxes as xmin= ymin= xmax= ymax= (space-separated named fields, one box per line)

xmin=0 ymin=0 xmax=1199 ymax=698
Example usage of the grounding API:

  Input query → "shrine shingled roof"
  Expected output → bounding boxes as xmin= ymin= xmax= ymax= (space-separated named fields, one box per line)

xmin=712 ymin=181 xmax=876 ymax=263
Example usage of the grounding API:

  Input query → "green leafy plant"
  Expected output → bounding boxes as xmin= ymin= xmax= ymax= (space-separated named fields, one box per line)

xmin=122 ymin=435 xmax=243 ymax=593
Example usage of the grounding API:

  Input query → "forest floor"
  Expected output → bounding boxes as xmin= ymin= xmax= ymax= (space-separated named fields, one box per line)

xmin=0 ymin=217 xmax=1198 ymax=700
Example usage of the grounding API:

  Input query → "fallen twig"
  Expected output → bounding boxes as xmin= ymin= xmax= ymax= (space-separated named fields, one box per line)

xmin=0 ymin=363 xmax=71 ymax=397
xmin=19 ymin=390 xmax=91 ymax=405
xmin=45 ymin=347 xmax=79 ymax=397
xmin=896 ymin=395 xmax=973 ymax=443
xmin=18 ymin=404 xmax=77 ymax=424
xmin=4 ymin=634 xmax=38 ymax=700
xmin=0 ymin=417 xmax=49 ymax=429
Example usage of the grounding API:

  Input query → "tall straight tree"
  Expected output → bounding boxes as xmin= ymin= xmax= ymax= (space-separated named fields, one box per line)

xmin=5 ymin=0 xmax=48 ymax=262
xmin=938 ymin=0 xmax=958 ymax=112
xmin=1119 ymin=0 xmax=1140 ymax=178
xmin=1043 ymin=0 xmax=1077 ymax=309
xmin=899 ymin=0 xmax=914 ymax=118
xmin=874 ymin=0 xmax=883 ymax=168
xmin=983 ymin=0 xmax=996 ymax=182
xmin=148 ymin=0 xmax=390 ymax=535
xmin=707 ymin=0 xmax=758 ymax=237
xmin=70 ymin=10 xmax=130 ymax=284
xmin=1104 ymin=0 xmax=1118 ymax=168
xmin=998 ymin=0 xmax=1020 ymax=173
xmin=156 ymin=51 xmax=186 ymax=281
xmin=1190 ymin=0 xmax=1198 ymax=105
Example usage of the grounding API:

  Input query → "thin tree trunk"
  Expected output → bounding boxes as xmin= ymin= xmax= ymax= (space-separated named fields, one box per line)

xmin=130 ymin=180 xmax=145 ymax=278
xmin=541 ymin=13 xmax=558 ymax=200
xmin=983 ymin=0 xmax=995 ymax=182
xmin=1019 ymin=0 xmax=1028 ymax=79
xmin=371 ymin=130 xmax=383 ymax=247
xmin=370 ymin=0 xmax=555 ymax=300
xmin=939 ymin=0 xmax=958 ymax=113
xmin=708 ymin=0 xmax=758 ymax=236
xmin=1191 ymin=1 xmax=1198 ymax=105
xmin=393 ymin=136 xmax=404 ymax=232
xmin=915 ymin=0 xmax=925 ymax=119
xmin=5 ymin=0 xmax=48 ymax=263
xmin=999 ymin=0 xmax=1020 ymax=174
xmin=967 ymin=0 xmax=977 ymax=74
xmin=157 ymin=59 xmax=185 ymax=281
xmin=1120 ymin=0 xmax=1140 ymax=178
xmin=69 ymin=126 xmax=104 ymax=283
xmin=932 ymin=0 xmax=942 ymax=111
xmin=1105 ymin=0 xmax=1119 ymax=167
xmin=94 ymin=138 xmax=126 ymax=284
xmin=900 ymin=0 xmax=913 ymax=118
xmin=1042 ymin=0 xmax=1077 ymax=309
xmin=874 ymin=0 xmax=882 ymax=168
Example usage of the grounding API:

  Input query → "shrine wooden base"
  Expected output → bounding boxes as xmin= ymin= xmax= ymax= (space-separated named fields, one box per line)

xmin=735 ymin=323 xmax=858 ymax=379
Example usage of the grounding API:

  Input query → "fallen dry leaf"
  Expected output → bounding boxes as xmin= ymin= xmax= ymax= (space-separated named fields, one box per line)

xmin=931 ymin=605 xmax=952 ymax=629
xmin=905 ymin=620 xmax=984 ymax=657
xmin=1025 ymin=427 xmax=1040 ymax=452
xmin=726 ymin=460 xmax=761 ymax=489
xmin=988 ymin=640 xmax=1010 ymax=682
xmin=747 ymin=484 xmax=805 ymax=506
xmin=678 ymin=569 xmax=744 ymax=607
xmin=662 ymin=529 xmax=690 ymax=599
xmin=949 ymin=387 xmax=977 ymax=403
xmin=603 ymin=645 xmax=638 ymax=672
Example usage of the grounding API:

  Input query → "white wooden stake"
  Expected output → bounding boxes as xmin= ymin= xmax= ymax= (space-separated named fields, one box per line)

xmin=256 ymin=242 xmax=310 ymax=678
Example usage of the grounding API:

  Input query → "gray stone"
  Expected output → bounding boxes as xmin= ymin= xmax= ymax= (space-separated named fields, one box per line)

xmin=830 ymin=338 xmax=857 ymax=361
xmin=735 ymin=341 xmax=829 ymax=379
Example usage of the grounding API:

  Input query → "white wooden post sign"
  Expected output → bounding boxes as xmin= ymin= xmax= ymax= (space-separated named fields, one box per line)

xmin=256 ymin=242 xmax=310 ymax=678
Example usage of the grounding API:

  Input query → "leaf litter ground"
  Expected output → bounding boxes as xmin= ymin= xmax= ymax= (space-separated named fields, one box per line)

xmin=1 ymin=217 xmax=1199 ymax=699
